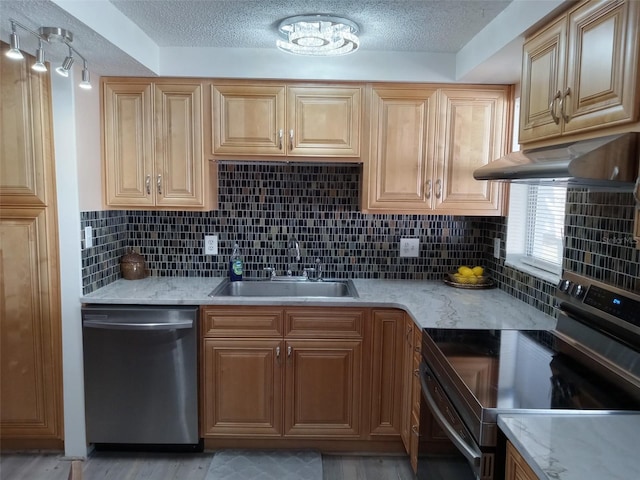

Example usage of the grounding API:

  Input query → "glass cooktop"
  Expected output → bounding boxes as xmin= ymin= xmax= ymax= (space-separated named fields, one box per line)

xmin=423 ymin=328 xmax=640 ymax=411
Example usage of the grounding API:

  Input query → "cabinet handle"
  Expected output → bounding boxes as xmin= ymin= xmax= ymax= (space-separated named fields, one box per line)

xmin=549 ymin=90 xmax=561 ymax=125
xmin=435 ymin=179 xmax=442 ymax=199
xmin=289 ymin=129 xmax=294 ymax=150
xmin=425 ymin=179 xmax=432 ymax=199
xmin=276 ymin=346 xmax=280 ymax=359
xmin=560 ymin=87 xmax=571 ymax=123
xmin=278 ymin=129 xmax=283 ymax=150
xmin=287 ymin=345 xmax=292 ymax=358
xmin=145 ymin=175 xmax=151 ymax=195
xmin=156 ymin=175 xmax=162 ymax=195
xmin=411 ymin=425 xmax=420 ymax=437
xmin=414 ymin=368 xmax=420 ymax=378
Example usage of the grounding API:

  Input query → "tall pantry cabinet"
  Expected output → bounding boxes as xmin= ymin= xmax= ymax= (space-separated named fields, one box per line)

xmin=0 ymin=48 xmax=63 ymax=448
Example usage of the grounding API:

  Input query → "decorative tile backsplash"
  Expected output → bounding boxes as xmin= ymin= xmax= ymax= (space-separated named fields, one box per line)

xmin=80 ymin=164 xmax=640 ymax=313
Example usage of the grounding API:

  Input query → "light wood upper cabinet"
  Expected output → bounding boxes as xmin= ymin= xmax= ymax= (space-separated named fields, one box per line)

xmin=520 ymin=0 xmax=640 ymax=144
xmin=435 ymin=88 xmax=507 ymax=214
xmin=364 ymin=85 xmax=508 ymax=215
xmin=364 ymin=86 xmax=437 ymax=211
xmin=102 ymin=78 xmax=214 ymax=210
xmin=212 ymin=82 xmax=362 ymax=159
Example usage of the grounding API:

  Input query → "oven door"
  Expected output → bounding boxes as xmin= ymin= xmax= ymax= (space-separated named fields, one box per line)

xmin=418 ymin=361 xmax=494 ymax=480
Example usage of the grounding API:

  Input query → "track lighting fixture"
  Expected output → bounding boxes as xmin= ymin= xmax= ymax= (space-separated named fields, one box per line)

xmin=4 ymin=19 xmax=92 ymax=91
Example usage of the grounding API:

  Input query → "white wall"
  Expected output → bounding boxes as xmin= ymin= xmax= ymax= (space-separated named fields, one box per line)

xmin=50 ymin=66 xmax=88 ymax=458
xmin=75 ymin=73 xmax=103 ymax=212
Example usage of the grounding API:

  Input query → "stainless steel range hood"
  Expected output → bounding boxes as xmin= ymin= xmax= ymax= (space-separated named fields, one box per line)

xmin=473 ymin=132 xmax=639 ymax=190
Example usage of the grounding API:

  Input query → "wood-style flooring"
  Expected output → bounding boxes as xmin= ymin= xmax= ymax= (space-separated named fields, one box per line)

xmin=0 ymin=452 xmax=418 ymax=480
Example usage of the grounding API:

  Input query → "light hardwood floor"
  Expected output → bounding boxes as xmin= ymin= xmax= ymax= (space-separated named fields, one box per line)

xmin=0 ymin=452 xmax=417 ymax=480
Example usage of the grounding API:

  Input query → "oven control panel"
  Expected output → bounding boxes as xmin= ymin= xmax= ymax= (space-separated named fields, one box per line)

xmin=557 ymin=272 xmax=640 ymax=327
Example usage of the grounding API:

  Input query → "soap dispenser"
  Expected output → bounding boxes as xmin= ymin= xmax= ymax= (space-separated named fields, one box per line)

xmin=229 ymin=242 xmax=243 ymax=281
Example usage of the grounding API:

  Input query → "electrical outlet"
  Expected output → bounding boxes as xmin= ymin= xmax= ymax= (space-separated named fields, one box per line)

xmin=493 ymin=238 xmax=501 ymax=259
xmin=84 ymin=226 xmax=93 ymax=249
xmin=399 ymin=238 xmax=419 ymax=258
xmin=204 ymin=235 xmax=218 ymax=255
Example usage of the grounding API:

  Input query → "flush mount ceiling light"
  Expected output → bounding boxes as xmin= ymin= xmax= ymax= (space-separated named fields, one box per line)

xmin=277 ymin=14 xmax=360 ymax=56
xmin=4 ymin=19 xmax=92 ymax=90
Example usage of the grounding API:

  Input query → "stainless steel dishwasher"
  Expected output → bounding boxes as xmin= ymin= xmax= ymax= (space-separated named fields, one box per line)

xmin=82 ymin=305 xmax=199 ymax=449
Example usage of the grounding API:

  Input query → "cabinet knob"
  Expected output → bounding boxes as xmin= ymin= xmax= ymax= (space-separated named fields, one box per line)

xmin=411 ymin=425 xmax=420 ymax=437
xmin=413 ymin=368 xmax=420 ymax=377
xmin=157 ymin=175 xmax=162 ymax=195
xmin=145 ymin=174 xmax=151 ymax=195
xmin=289 ymin=129 xmax=294 ymax=150
xmin=278 ymin=129 xmax=284 ymax=150
xmin=435 ymin=179 xmax=442 ymax=199
xmin=425 ymin=179 xmax=432 ymax=199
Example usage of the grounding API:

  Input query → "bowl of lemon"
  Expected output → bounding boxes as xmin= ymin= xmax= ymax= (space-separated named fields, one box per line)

xmin=444 ymin=266 xmax=495 ymax=289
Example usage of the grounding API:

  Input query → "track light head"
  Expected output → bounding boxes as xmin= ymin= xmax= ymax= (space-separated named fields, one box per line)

xmin=32 ymin=41 xmax=47 ymax=72
xmin=56 ymin=49 xmax=74 ymax=77
xmin=6 ymin=23 xmax=24 ymax=60
xmin=79 ymin=62 xmax=92 ymax=89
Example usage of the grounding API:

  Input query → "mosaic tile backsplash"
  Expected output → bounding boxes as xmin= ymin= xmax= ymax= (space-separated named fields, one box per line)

xmin=81 ymin=164 xmax=640 ymax=314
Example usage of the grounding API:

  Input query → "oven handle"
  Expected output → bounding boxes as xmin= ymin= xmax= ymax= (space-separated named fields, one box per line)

xmin=419 ymin=361 xmax=482 ymax=467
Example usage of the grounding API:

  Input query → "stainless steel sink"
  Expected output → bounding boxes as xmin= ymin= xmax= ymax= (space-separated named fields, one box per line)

xmin=209 ymin=278 xmax=359 ymax=298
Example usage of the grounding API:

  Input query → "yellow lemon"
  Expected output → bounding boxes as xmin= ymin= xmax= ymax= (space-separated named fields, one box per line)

xmin=472 ymin=266 xmax=484 ymax=276
xmin=458 ymin=266 xmax=474 ymax=277
xmin=468 ymin=276 xmax=479 ymax=284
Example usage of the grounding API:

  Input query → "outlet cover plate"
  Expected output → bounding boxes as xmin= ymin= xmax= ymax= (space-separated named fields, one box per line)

xmin=493 ymin=238 xmax=501 ymax=259
xmin=400 ymin=238 xmax=419 ymax=257
xmin=204 ymin=235 xmax=218 ymax=255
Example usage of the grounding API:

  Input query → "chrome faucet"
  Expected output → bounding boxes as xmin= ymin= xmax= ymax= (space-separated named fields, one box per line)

xmin=286 ymin=235 xmax=300 ymax=276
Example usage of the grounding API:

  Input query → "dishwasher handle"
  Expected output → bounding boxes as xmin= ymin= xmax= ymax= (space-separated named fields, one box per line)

xmin=83 ymin=315 xmax=193 ymax=331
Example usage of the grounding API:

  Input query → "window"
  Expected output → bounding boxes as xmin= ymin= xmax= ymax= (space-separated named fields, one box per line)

xmin=506 ymin=183 xmax=566 ymax=282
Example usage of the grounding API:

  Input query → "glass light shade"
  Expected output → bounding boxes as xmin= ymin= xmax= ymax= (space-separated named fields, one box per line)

xmin=277 ymin=15 xmax=360 ymax=56
xmin=6 ymin=31 xmax=24 ymax=59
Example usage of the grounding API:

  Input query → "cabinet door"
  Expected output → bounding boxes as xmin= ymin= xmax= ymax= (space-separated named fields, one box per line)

xmin=0 ymin=53 xmax=51 ymax=206
xmin=212 ymin=84 xmax=285 ymax=155
xmin=154 ymin=82 xmax=204 ymax=207
xmin=287 ymin=86 xmax=361 ymax=157
xmin=519 ymin=16 xmax=567 ymax=143
xmin=435 ymin=88 xmax=507 ymax=215
xmin=203 ymin=339 xmax=283 ymax=436
xmin=369 ymin=310 xmax=404 ymax=437
xmin=103 ymin=81 xmax=154 ymax=207
xmin=0 ymin=209 xmax=62 ymax=440
xmin=563 ymin=0 xmax=639 ymax=134
xmin=284 ymin=339 xmax=362 ymax=437
xmin=363 ymin=87 xmax=437 ymax=212
xmin=505 ymin=441 xmax=539 ymax=480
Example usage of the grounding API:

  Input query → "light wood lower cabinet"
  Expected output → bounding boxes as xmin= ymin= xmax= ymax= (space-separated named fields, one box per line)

xmin=201 ymin=306 xmax=364 ymax=439
xmin=0 ymin=49 xmax=63 ymax=448
xmin=505 ymin=440 xmax=538 ymax=480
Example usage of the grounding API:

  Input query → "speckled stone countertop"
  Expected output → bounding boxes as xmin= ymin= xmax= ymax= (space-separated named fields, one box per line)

xmin=498 ymin=414 xmax=640 ymax=480
xmin=80 ymin=277 xmax=556 ymax=330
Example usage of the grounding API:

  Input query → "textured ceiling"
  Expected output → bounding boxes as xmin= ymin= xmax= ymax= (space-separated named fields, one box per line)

xmin=109 ymin=0 xmax=512 ymax=53
xmin=0 ymin=0 xmax=527 ymax=79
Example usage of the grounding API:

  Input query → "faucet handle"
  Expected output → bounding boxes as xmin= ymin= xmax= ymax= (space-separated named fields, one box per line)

xmin=263 ymin=267 xmax=276 ymax=278
xmin=315 ymin=258 xmax=323 ymax=280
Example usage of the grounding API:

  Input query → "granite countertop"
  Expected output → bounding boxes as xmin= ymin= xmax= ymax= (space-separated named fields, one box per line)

xmin=80 ymin=277 xmax=556 ymax=330
xmin=498 ymin=414 xmax=640 ymax=480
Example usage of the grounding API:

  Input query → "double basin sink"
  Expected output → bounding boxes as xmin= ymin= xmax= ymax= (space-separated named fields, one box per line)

xmin=209 ymin=278 xmax=359 ymax=298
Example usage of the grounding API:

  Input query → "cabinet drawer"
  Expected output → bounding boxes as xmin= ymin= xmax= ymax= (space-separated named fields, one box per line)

xmin=284 ymin=308 xmax=365 ymax=338
xmin=202 ymin=307 xmax=283 ymax=337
